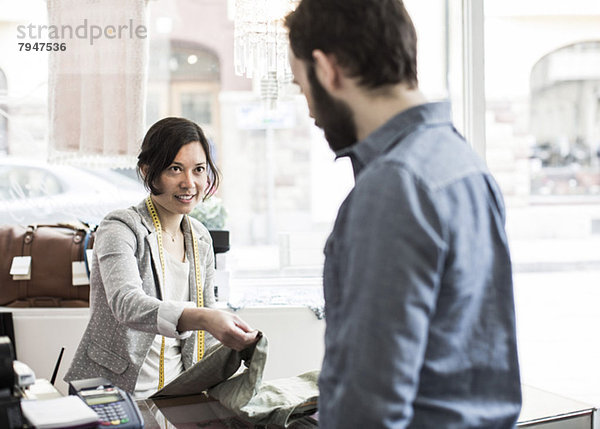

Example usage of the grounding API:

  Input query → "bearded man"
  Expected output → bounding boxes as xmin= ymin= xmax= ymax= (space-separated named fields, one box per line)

xmin=285 ymin=1 xmax=522 ymax=428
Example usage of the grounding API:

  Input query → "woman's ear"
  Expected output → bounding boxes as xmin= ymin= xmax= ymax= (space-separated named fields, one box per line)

xmin=140 ymin=164 xmax=148 ymax=180
xmin=312 ymin=49 xmax=342 ymax=93
xmin=140 ymin=164 xmax=154 ymax=193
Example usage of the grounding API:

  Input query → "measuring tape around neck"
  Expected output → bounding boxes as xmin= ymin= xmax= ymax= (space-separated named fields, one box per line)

xmin=145 ymin=196 xmax=205 ymax=390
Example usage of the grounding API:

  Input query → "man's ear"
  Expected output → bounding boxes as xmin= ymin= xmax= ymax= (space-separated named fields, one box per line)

xmin=312 ymin=49 xmax=342 ymax=93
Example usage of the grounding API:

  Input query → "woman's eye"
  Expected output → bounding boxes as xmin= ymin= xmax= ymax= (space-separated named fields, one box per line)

xmin=196 ymin=166 xmax=205 ymax=173
xmin=170 ymin=166 xmax=181 ymax=172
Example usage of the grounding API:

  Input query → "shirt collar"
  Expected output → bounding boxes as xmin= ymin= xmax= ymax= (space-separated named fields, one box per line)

xmin=334 ymin=101 xmax=453 ymax=177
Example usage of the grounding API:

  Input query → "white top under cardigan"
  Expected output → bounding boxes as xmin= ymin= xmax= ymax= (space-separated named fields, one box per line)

xmin=134 ymin=250 xmax=194 ymax=398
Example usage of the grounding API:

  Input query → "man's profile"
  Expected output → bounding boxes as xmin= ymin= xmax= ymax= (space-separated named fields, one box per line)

xmin=285 ymin=1 xmax=522 ymax=427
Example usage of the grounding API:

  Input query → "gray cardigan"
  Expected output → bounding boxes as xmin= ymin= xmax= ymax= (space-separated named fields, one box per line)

xmin=65 ymin=200 xmax=217 ymax=392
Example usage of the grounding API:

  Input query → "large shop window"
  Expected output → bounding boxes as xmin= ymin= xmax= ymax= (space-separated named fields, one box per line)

xmin=484 ymin=0 xmax=600 ymax=404
xmin=5 ymin=5 xmax=600 ymax=403
xmin=145 ymin=0 xmax=454 ymax=282
xmin=0 ymin=0 xmax=453 ymax=279
xmin=5 ymin=3 xmax=600 ymax=404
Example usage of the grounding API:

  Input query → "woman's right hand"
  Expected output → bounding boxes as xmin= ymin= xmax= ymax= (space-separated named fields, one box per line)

xmin=178 ymin=307 xmax=259 ymax=351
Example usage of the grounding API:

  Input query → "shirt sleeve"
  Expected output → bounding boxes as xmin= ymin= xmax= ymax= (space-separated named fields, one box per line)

xmin=157 ymin=301 xmax=195 ymax=339
xmin=324 ymin=162 xmax=447 ymax=428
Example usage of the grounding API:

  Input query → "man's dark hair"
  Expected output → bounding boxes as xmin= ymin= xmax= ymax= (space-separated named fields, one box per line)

xmin=137 ymin=117 xmax=220 ymax=199
xmin=285 ymin=0 xmax=418 ymax=90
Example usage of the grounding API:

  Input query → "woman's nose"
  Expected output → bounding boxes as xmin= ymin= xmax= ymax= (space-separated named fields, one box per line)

xmin=181 ymin=170 xmax=195 ymax=188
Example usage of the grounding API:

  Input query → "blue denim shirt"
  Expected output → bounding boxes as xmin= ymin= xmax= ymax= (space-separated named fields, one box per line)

xmin=319 ymin=102 xmax=521 ymax=428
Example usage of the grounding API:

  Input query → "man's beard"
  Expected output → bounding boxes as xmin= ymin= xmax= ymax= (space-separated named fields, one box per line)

xmin=307 ymin=64 xmax=358 ymax=152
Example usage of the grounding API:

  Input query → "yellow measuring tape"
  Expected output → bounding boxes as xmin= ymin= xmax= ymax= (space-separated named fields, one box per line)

xmin=145 ymin=196 xmax=205 ymax=390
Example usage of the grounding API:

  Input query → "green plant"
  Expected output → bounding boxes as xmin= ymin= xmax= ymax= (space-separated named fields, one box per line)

xmin=189 ymin=196 xmax=227 ymax=230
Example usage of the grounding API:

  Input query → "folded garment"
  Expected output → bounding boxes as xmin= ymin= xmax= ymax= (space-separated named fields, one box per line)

xmin=151 ymin=334 xmax=319 ymax=427
xmin=150 ymin=335 xmax=257 ymax=399
xmin=211 ymin=369 xmax=319 ymax=426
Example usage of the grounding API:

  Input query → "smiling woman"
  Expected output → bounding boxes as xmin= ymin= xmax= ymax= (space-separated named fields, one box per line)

xmin=136 ymin=117 xmax=216 ymax=261
xmin=147 ymin=143 xmax=207 ymax=215
xmin=64 ymin=117 xmax=259 ymax=399
xmin=136 ymin=117 xmax=219 ymax=202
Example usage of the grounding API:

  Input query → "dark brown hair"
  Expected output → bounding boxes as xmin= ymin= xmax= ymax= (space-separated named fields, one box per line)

xmin=285 ymin=0 xmax=418 ymax=90
xmin=137 ymin=117 xmax=220 ymax=199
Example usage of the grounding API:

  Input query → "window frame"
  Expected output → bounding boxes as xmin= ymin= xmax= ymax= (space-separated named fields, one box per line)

xmin=460 ymin=0 xmax=487 ymax=161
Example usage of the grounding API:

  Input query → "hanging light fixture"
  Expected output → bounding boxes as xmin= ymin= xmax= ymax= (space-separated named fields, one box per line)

xmin=233 ymin=0 xmax=299 ymax=109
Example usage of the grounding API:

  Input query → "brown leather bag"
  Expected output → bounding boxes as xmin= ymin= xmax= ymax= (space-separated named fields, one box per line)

xmin=0 ymin=223 xmax=95 ymax=307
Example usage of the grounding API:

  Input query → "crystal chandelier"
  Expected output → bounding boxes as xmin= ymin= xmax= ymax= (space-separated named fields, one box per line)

xmin=233 ymin=0 xmax=299 ymax=109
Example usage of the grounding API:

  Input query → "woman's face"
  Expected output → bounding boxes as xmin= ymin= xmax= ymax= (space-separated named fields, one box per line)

xmin=151 ymin=141 xmax=208 ymax=217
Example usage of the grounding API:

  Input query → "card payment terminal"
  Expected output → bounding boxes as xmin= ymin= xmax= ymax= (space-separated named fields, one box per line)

xmin=68 ymin=377 xmax=144 ymax=428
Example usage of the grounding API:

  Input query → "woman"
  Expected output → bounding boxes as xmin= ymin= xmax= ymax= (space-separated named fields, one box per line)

xmin=65 ymin=117 xmax=258 ymax=398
